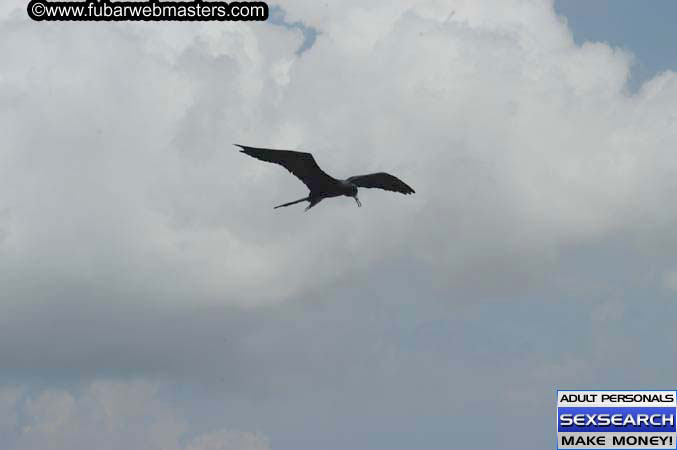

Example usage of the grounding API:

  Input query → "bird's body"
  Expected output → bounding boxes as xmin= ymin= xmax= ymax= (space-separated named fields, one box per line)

xmin=236 ymin=145 xmax=414 ymax=211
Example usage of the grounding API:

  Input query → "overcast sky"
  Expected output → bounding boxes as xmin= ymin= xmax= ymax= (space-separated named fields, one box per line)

xmin=1 ymin=1 xmax=676 ymax=449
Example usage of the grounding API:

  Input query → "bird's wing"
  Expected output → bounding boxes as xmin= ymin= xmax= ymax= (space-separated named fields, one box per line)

xmin=236 ymin=145 xmax=336 ymax=191
xmin=347 ymin=172 xmax=415 ymax=195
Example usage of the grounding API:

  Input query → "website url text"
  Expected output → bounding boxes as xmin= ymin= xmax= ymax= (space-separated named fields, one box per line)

xmin=27 ymin=0 xmax=269 ymax=22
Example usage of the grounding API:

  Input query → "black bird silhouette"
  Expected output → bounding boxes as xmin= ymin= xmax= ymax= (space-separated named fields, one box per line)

xmin=236 ymin=145 xmax=415 ymax=211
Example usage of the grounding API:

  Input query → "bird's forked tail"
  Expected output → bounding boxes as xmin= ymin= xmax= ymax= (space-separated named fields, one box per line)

xmin=274 ymin=196 xmax=309 ymax=209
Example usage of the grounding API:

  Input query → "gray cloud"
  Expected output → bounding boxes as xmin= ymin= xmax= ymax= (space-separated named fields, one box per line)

xmin=1 ymin=0 xmax=677 ymax=449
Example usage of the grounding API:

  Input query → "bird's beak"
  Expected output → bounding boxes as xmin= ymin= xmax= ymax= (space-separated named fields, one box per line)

xmin=355 ymin=196 xmax=362 ymax=207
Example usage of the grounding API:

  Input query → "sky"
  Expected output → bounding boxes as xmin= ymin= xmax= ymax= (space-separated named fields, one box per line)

xmin=554 ymin=0 xmax=677 ymax=92
xmin=0 ymin=1 xmax=676 ymax=449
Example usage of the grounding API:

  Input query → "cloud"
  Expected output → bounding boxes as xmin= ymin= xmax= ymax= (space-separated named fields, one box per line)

xmin=1 ymin=0 xmax=677 ymax=448
xmin=0 ymin=381 xmax=269 ymax=450
xmin=1 ymin=0 xmax=676 ymax=311
xmin=0 ymin=387 xmax=22 ymax=433
xmin=186 ymin=430 xmax=270 ymax=450
xmin=268 ymin=5 xmax=319 ymax=55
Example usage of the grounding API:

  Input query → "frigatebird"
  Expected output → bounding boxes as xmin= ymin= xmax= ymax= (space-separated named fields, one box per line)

xmin=236 ymin=145 xmax=415 ymax=211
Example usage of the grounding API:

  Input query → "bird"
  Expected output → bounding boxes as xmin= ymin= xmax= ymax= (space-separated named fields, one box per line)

xmin=236 ymin=144 xmax=415 ymax=211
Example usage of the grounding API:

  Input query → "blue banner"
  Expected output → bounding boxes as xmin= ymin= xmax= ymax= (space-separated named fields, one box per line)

xmin=557 ymin=407 xmax=676 ymax=433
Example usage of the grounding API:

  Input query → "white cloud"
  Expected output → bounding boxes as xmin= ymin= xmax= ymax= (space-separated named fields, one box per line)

xmin=0 ymin=387 xmax=22 ymax=432
xmin=1 ymin=0 xmax=676 ymax=310
xmin=1 ymin=381 xmax=268 ymax=450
